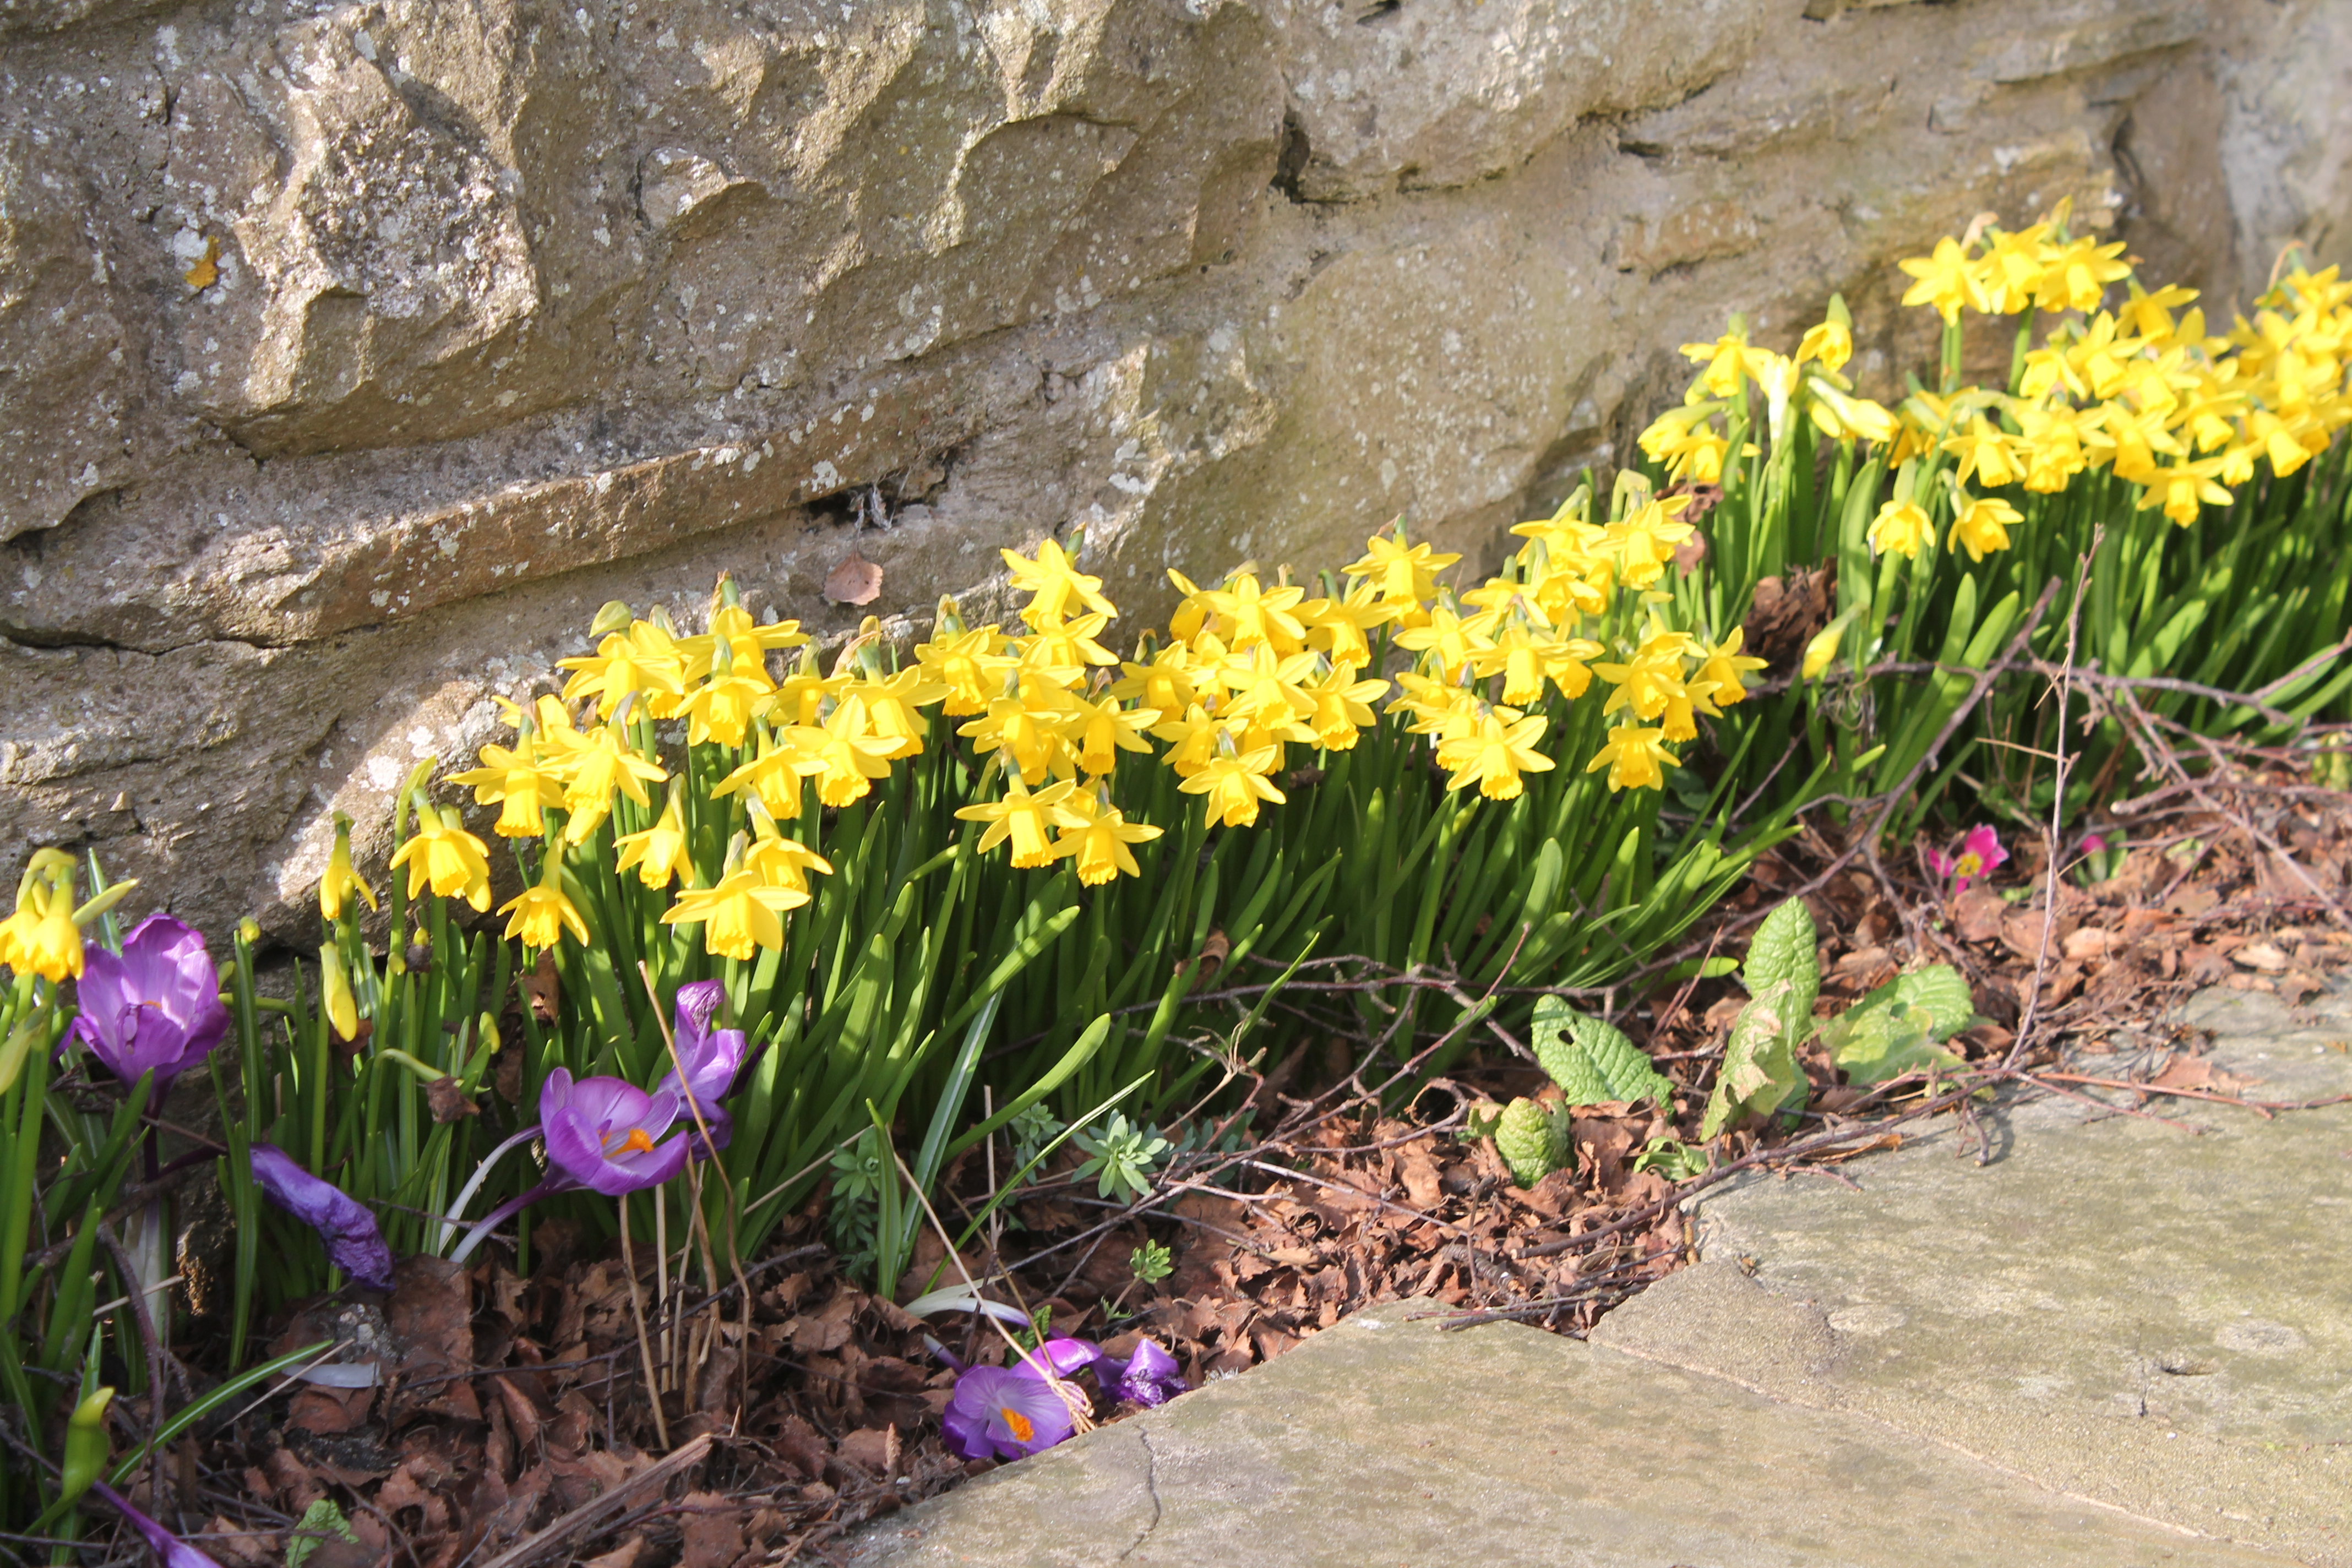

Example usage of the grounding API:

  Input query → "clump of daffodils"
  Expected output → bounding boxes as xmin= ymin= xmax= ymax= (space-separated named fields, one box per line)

xmin=1651 ymin=203 xmax=2352 ymax=556
xmin=394 ymin=478 xmax=1758 ymax=970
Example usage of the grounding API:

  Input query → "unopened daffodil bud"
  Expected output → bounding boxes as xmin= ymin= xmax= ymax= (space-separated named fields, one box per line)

xmin=61 ymin=1385 xmax=114 ymax=1504
xmin=320 ymin=814 xmax=379 ymax=923
xmin=589 ymin=599 xmax=635 ymax=638
xmin=319 ymin=940 xmax=360 ymax=1042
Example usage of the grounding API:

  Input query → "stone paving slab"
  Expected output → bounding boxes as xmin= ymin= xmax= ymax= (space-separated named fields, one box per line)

xmin=851 ymin=1303 xmax=2293 ymax=1567
xmin=1593 ymin=985 xmax=2352 ymax=1566
xmin=852 ymin=987 xmax=2347 ymax=1566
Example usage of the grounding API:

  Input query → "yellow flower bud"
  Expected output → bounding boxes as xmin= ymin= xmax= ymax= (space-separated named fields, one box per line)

xmin=320 ymin=941 xmax=360 ymax=1043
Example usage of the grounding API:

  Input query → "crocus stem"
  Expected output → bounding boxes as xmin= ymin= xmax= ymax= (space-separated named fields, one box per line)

xmin=435 ymin=1124 xmax=542 ymax=1253
xmin=446 ymin=1178 xmax=563 ymax=1266
xmin=619 ymin=1198 xmax=669 ymax=1452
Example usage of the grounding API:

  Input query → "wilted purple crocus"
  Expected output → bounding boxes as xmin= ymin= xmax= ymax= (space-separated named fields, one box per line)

xmin=249 ymin=1143 xmax=396 ymax=1292
xmin=1926 ymin=824 xmax=2009 ymax=895
xmin=941 ymin=1361 xmax=1081 ymax=1461
xmin=1106 ymin=1338 xmax=1187 ymax=1407
xmin=67 ymin=914 xmax=230 ymax=1090
xmin=655 ymin=980 xmax=747 ymax=1156
xmin=540 ymin=1068 xmax=688 ymax=1195
xmin=88 ymin=1479 xmax=224 ymax=1568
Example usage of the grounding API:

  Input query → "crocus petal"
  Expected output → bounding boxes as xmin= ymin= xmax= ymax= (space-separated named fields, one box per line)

xmin=89 ymin=1479 xmax=226 ymax=1568
xmin=1109 ymin=1338 xmax=1187 ymax=1406
xmin=673 ymin=979 xmax=725 ymax=1054
xmin=941 ymin=1364 xmax=1078 ymax=1461
xmin=1025 ymin=1337 xmax=1106 ymax=1380
xmin=542 ymin=1103 xmax=616 ymax=1190
xmin=560 ymin=1072 xmax=657 ymax=1131
xmin=249 ymin=1143 xmax=396 ymax=1291
xmin=666 ymin=979 xmax=748 ymax=1106
xmin=67 ymin=914 xmax=228 ymax=1089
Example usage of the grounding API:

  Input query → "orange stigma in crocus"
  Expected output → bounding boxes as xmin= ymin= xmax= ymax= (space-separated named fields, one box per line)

xmin=619 ymin=1129 xmax=655 ymax=1154
xmin=999 ymin=1408 xmax=1035 ymax=1443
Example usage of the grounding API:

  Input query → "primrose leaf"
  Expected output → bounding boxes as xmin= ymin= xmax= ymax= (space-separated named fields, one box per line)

xmin=287 ymin=1499 xmax=357 ymax=1568
xmin=1741 ymin=897 xmax=1820 ymax=1044
xmin=1702 ymin=982 xmax=1806 ymax=1140
xmin=1819 ymin=963 xmax=1976 ymax=1084
xmin=1531 ymin=995 xmax=1675 ymax=1108
xmin=1493 ymin=1096 xmax=1558 ymax=1188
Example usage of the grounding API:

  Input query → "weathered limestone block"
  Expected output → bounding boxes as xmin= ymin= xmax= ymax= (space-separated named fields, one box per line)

xmin=1 ymin=0 xmax=2348 ymax=939
xmin=0 ymin=133 xmax=140 ymax=543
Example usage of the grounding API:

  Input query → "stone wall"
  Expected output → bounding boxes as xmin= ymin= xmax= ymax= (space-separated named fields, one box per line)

xmin=3 ymin=0 xmax=2349 ymax=938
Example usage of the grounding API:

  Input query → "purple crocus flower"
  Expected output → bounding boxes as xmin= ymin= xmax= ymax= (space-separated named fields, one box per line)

xmin=1106 ymin=1337 xmax=1187 ymax=1407
xmin=540 ymin=1068 xmax=688 ymax=1195
xmin=88 ymin=1479 xmax=224 ymax=1568
xmin=66 ymin=914 xmax=229 ymax=1090
xmin=654 ymin=980 xmax=747 ymax=1156
xmin=1026 ymin=1337 xmax=1106 ymax=1380
xmin=940 ymin=1362 xmax=1080 ymax=1461
xmin=249 ymin=1143 xmax=396 ymax=1292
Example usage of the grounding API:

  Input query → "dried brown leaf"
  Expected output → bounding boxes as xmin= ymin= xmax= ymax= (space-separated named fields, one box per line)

xmin=825 ymin=548 xmax=884 ymax=606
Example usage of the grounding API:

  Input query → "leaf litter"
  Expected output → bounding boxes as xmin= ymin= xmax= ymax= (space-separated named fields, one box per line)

xmin=139 ymin=762 xmax=2352 ymax=1566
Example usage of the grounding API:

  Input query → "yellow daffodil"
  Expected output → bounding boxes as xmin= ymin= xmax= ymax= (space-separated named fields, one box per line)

xmin=388 ymin=807 xmax=493 ymax=911
xmin=1586 ymin=724 xmax=1674 ymax=792
xmin=1297 ymin=581 xmax=1394 ymax=668
xmin=791 ymin=698 xmax=904 ymax=807
xmin=546 ymin=722 xmax=668 ymax=846
xmin=2138 ymin=458 xmax=2232 ymax=526
xmin=678 ymin=606 xmax=808 ymax=684
xmin=1203 ymin=574 xmax=1308 ymax=654
xmin=319 ymin=814 xmax=378 ymax=922
xmin=1594 ymin=633 xmax=1698 ymax=725
xmin=1061 ymin=694 xmax=1160 ymax=776
xmin=1604 ymin=497 xmax=1696 ymax=589
xmin=1679 ymin=332 xmax=1751 ymax=397
xmin=1017 ymin=611 xmax=1121 ymax=673
xmin=959 ymin=695 xmax=1073 ymax=785
xmin=1179 ymin=744 xmax=1285 ymax=828
xmin=1942 ymin=417 xmax=2023 ymax=489
xmin=1110 ymin=646 xmax=1202 ymax=714
xmin=1 ymin=854 xmax=85 ymax=983
xmin=1049 ymin=790 xmax=1163 ymax=886
xmin=677 ymin=665 xmax=775 ymax=749
xmin=1150 ymin=706 xmax=1225 ymax=777
xmin=1866 ymin=498 xmax=1934 ymax=559
xmin=1342 ymin=534 xmax=1460 ymax=606
xmin=1003 ymin=538 xmax=1116 ymax=625
xmin=956 ymin=774 xmax=1077 ymax=867
xmin=1949 ymin=496 xmax=2021 ymax=561
xmin=662 ymin=869 xmax=805 ymax=960
xmin=1300 ymin=666 xmax=1390 ymax=749
xmin=1795 ymin=318 xmax=1852 ymax=372
xmin=2034 ymin=235 xmax=2132 ymax=314
xmin=849 ymin=668 xmax=946 ymax=760
xmin=1692 ymin=629 xmax=1768 ymax=706
xmin=744 ymin=816 xmax=833 ymax=893
xmin=613 ymin=788 xmax=690 ymax=889
xmin=1898 ymin=237 xmax=1978 ymax=324
xmin=448 ymin=736 xmax=567 ymax=839
xmin=558 ymin=620 xmax=687 ymax=718
xmin=1436 ymin=708 xmax=1554 ymax=801
xmin=499 ymin=852 xmax=590 ymax=951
